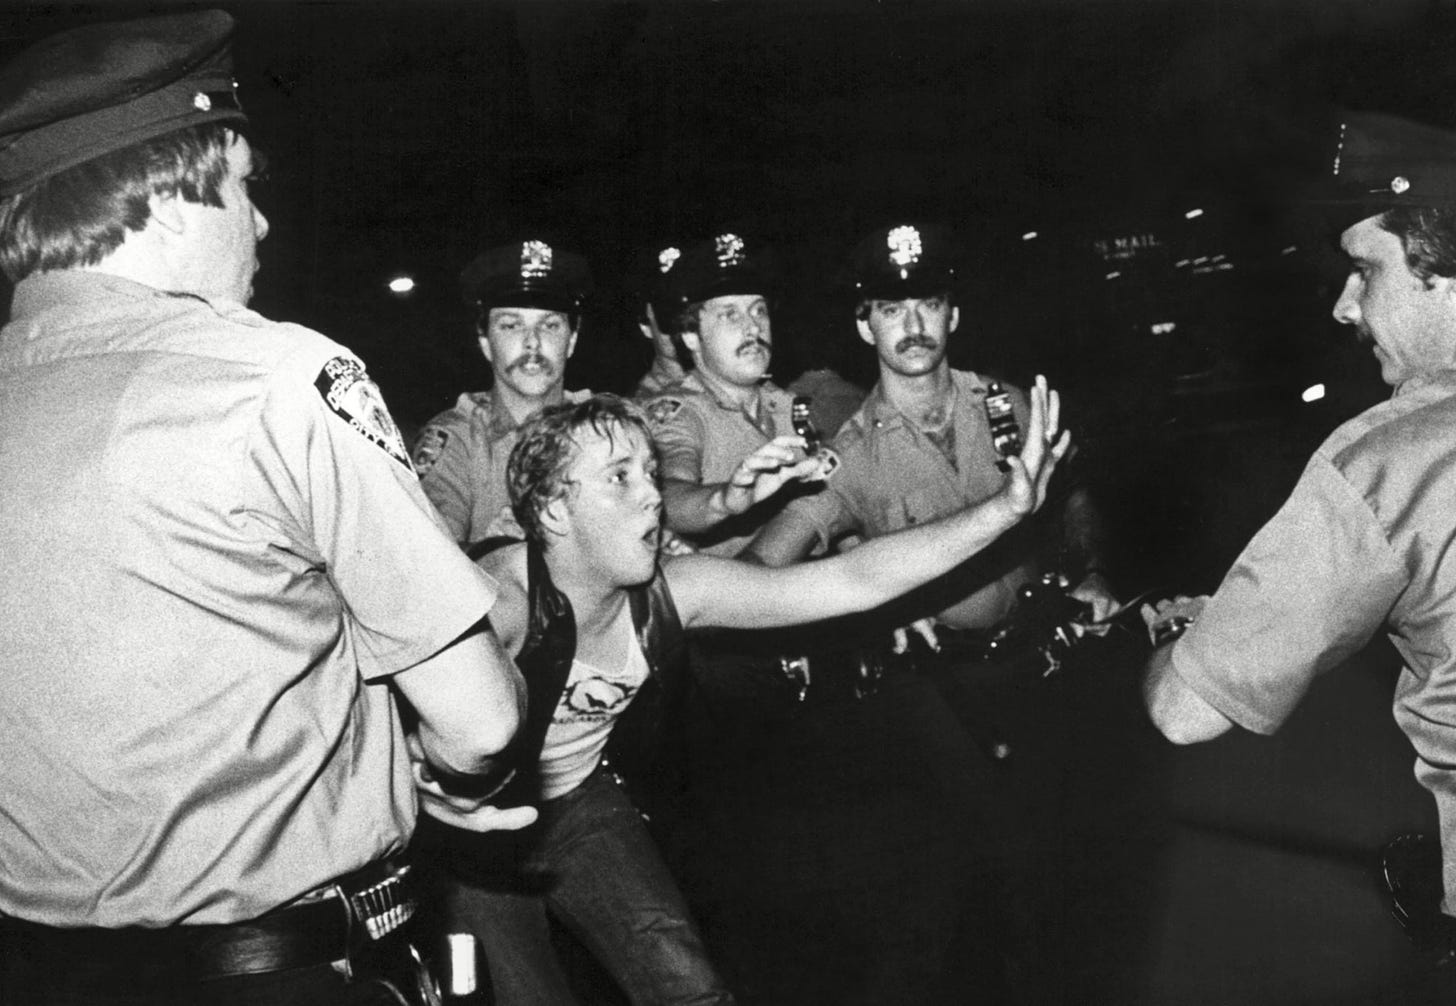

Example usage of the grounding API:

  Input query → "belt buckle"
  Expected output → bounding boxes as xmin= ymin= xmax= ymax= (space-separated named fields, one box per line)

xmin=339 ymin=861 xmax=417 ymax=942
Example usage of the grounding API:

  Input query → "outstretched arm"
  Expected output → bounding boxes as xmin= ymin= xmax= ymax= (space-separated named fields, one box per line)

xmin=670 ymin=376 xmax=1069 ymax=630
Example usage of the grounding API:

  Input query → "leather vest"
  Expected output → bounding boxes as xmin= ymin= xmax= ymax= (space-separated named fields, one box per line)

xmin=493 ymin=539 xmax=688 ymax=810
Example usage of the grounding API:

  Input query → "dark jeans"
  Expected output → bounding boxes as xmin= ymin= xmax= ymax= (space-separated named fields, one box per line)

xmin=0 ymin=922 xmax=429 ymax=1006
xmin=435 ymin=769 xmax=734 ymax=1006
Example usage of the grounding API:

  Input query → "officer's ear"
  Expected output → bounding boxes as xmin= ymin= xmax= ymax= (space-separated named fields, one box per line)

xmin=477 ymin=334 xmax=495 ymax=366
xmin=948 ymin=305 xmax=961 ymax=334
xmin=856 ymin=317 xmax=875 ymax=346
xmin=147 ymin=192 xmax=187 ymax=237
xmin=680 ymin=329 xmax=703 ymax=357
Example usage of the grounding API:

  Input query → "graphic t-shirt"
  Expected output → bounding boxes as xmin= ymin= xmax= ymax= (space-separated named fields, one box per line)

xmin=537 ymin=610 xmax=650 ymax=800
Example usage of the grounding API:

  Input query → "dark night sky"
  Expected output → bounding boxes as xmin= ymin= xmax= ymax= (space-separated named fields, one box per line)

xmin=4 ymin=1 xmax=1455 ymax=428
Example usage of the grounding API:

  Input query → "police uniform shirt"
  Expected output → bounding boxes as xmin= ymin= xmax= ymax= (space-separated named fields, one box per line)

xmin=771 ymin=369 xmax=1036 ymax=629
xmin=0 ymin=273 xmax=498 ymax=927
xmin=414 ymin=388 xmax=591 ymax=545
xmin=1167 ymin=369 xmax=1456 ymax=906
xmin=632 ymin=360 xmax=683 ymax=402
xmin=645 ymin=370 xmax=799 ymax=557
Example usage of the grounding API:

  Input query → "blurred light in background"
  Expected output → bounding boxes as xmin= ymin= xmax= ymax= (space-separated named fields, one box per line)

xmin=1302 ymin=383 xmax=1326 ymax=404
xmin=387 ymin=275 xmax=416 ymax=295
xmin=1185 ymin=208 xmax=1204 ymax=220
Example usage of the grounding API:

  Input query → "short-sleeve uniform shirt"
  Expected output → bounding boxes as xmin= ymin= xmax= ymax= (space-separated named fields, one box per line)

xmin=771 ymin=369 xmax=1037 ymax=629
xmin=414 ymin=388 xmax=590 ymax=544
xmin=1168 ymin=370 xmax=1456 ymax=905
xmin=646 ymin=371 xmax=800 ymax=557
xmin=0 ymin=273 xmax=497 ymax=927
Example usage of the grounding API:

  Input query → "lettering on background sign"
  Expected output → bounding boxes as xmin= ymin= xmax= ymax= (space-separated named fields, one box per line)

xmin=1093 ymin=233 xmax=1161 ymax=261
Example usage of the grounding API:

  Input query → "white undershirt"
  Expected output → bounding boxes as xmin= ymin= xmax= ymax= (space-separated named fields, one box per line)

xmin=536 ymin=607 xmax=651 ymax=801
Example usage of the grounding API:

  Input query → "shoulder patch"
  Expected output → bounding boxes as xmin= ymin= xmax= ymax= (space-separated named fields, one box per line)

xmin=412 ymin=426 xmax=450 ymax=475
xmin=646 ymin=397 xmax=684 ymax=425
xmin=314 ymin=357 xmax=413 ymax=470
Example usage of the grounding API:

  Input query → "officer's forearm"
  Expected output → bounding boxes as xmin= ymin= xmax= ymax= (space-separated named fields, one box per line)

xmin=661 ymin=477 xmax=743 ymax=533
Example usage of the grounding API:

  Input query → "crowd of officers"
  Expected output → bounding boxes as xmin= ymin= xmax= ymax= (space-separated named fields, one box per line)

xmin=404 ymin=217 xmax=1118 ymax=1002
xmin=8 ymin=8 xmax=1456 ymax=1006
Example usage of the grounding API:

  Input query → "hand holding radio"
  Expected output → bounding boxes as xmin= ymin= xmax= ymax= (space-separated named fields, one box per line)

xmin=718 ymin=432 xmax=828 ymax=516
xmin=995 ymin=375 xmax=1069 ymax=519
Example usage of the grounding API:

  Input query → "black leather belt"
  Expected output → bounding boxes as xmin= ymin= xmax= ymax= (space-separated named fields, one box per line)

xmin=0 ymin=858 xmax=417 ymax=982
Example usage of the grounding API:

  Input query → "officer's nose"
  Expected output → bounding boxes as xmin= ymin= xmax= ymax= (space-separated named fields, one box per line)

xmin=1332 ymin=275 xmax=1361 ymax=327
xmin=905 ymin=305 xmax=925 ymax=334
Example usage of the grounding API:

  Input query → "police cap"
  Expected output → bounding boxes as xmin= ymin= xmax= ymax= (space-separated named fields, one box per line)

xmin=0 ymin=11 xmax=246 ymax=198
xmin=1315 ymin=111 xmax=1456 ymax=233
xmin=631 ymin=240 xmax=685 ymax=327
xmin=665 ymin=233 xmax=774 ymax=309
xmin=850 ymin=223 xmax=961 ymax=301
xmin=460 ymin=239 xmax=593 ymax=314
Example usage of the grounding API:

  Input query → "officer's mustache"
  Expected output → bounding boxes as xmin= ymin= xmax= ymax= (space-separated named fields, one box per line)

xmin=736 ymin=337 xmax=771 ymax=356
xmin=506 ymin=353 xmax=554 ymax=374
xmin=895 ymin=336 xmax=938 ymax=354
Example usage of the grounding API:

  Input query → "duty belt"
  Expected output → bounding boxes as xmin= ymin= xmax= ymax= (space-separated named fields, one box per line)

xmin=0 ymin=857 xmax=418 ymax=982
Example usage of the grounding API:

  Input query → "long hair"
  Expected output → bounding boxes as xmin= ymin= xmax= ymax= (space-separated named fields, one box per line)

xmin=0 ymin=122 xmax=239 ymax=283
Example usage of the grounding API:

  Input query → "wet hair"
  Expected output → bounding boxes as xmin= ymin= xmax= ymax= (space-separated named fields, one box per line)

xmin=507 ymin=393 xmax=655 ymax=546
xmin=1379 ymin=206 xmax=1456 ymax=286
xmin=0 ymin=122 xmax=241 ymax=283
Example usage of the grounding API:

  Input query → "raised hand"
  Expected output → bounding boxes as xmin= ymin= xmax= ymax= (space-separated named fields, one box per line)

xmin=999 ymin=375 xmax=1070 ymax=518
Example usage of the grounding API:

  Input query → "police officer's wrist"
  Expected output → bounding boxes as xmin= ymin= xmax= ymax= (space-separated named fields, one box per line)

xmin=422 ymin=759 xmax=516 ymax=801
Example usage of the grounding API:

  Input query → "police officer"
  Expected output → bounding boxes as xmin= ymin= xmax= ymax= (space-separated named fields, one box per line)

xmin=0 ymin=12 xmax=526 ymax=1005
xmin=746 ymin=222 xmax=1117 ymax=639
xmin=644 ymin=232 xmax=825 ymax=556
xmin=413 ymin=238 xmax=593 ymax=545
xmin=1142 ymin=113 xmax=1456 ymax=980
xmin=739 ymin=223 xmax=1119 ymax=1000
xmin=630 ymin=240 xmax=690 ymax=399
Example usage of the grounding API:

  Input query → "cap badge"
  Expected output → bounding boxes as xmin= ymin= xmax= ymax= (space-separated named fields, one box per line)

xmin=658 ymin=246 xmax=681 ymax=273
xmin=887 ymin=226 xmax=923 ymax=270
xmin=520 ymin=240 xmax=553 ymax=278
xmin=192 ymin=92 xmax=212 ymax=112
xmin=714 ymin=233 xmax=746 ymax=268
xmin=1390 ymin=175 xmax=1411 ymax=195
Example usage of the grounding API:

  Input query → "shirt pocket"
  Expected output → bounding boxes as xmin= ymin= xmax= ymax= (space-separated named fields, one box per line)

xmin=876 ymin=488 xmax=944 ymax=533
